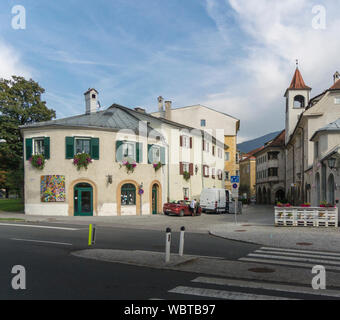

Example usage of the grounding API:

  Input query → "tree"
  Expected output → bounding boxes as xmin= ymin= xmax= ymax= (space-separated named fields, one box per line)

xmin=0 ymin=76 xmax=56 ymax=195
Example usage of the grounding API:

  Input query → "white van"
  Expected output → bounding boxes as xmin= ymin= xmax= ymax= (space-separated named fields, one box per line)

xmin=199 ymin=188 xmax=231 ymax=213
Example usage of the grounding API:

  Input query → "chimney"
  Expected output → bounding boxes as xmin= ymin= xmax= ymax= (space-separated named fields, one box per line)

xmin=165 ymin=101 xmax=172 ymax=120
xmin=84 ymin=88 xmax=98 ymax=114
xmin=158 ymin=96 xmax=164 ymax=112
xmin=333 ymin=71 xmax=340 ymax=83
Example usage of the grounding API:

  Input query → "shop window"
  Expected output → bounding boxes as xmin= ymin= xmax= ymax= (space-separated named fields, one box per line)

xmin=121 ymin=184 xmax=136 ymax=205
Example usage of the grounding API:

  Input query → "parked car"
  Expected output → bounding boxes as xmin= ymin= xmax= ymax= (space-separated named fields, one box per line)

xmin=163 ymin=200 xmax=201 ymax=217
xmin=200 ymin=188 xmax=231 ymax=213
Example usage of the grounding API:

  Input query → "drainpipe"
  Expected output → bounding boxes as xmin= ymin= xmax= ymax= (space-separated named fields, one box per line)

xmin=167 ymin=143 xmax=170 ymax=202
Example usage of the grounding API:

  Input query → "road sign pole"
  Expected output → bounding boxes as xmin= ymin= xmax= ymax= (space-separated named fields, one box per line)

xmin=235 ymin=198 xmax=238 ymax=225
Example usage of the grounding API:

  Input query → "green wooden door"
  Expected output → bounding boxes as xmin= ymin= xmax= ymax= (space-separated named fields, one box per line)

xmin=152 ymin=185 xmax=158 ymax=215
xmin=74 ymin=184 xmax=93 ymax=216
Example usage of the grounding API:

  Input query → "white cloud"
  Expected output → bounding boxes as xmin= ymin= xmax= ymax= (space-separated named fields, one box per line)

xmin=204 ymin=0 xmax=340 ymax=141
xmin=0 ymin=40 xmax=31 ymax=79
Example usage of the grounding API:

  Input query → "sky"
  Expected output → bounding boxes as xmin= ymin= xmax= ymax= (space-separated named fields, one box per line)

xmin=0 ymin=0 xmax=340 ymax=142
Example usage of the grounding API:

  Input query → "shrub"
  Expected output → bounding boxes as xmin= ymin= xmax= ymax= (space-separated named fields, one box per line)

xmin=73 ymin=153 xmax=93 ymax=170
xmin=29 ymin=154 xmax=45 ymax=170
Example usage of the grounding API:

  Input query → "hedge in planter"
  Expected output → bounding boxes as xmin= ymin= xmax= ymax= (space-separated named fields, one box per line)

xmin=29 ymin=154 xmax=45 ymax=170
xmin=183 ymin=171 xmax=190 ymax=181
xmin=73 ymin=153 xmax=93 ymax=170
xmin=120 ymin=159 xmax=137 ymax=174
xmin=153 ymin=162 xmax=162 ymax=172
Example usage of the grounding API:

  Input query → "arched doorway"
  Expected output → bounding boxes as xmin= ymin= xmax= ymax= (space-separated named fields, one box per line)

xmin=150 ymin=180 xmax=162 ymax=215
xmin=263 ymin=187 xmax=267 ymax=204
xmin=117 ymin=180 xmax=140 ymax=216
xmin=74 ymin=183 xmax=93 ymax=216
xmin=257 ymin=188 xmax=262 ymax=204
xmin=328 ymin=174 xmax=335 ymax=205
xmin=275 ymin=189 xmax=285 ymax=203
xmin=315 ymin=173 xmax=321 ymax=206
xmin=152 ymin=184 xmax=158 ymax=214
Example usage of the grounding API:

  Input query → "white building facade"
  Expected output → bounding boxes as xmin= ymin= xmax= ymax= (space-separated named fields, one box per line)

xmin=21 ymin=90 xmax=225 ymax=216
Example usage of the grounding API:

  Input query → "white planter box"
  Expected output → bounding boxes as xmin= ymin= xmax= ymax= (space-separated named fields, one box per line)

xmin=274 ymin=207 xmax=338 ymax=228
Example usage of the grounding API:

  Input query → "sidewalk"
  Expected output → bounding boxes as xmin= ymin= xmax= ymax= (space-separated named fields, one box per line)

xmin=210 ymin=206 xmax=340 ymax=253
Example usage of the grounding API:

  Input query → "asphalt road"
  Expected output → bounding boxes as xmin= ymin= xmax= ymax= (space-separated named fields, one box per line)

xmin=0 ymin=221 xmax=338 ymax=300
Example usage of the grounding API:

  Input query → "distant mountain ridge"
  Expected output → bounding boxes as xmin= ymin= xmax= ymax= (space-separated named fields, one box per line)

xmin=237 ymin=131 xmax=281 ymax=154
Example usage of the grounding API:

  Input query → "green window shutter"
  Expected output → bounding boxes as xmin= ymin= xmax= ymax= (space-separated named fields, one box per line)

xmin=65 ymin=137 xmax=74 ymax=159
xmin=91 ymin=138 xmax=99 ymax=160
xmin=25 ymin=138 xmax=32 ymax=160
xmin=136 ymin=142 xmax=143 ymax=163
xmin=44 ymin=137 xmax=50 ymax=159
xmin=116 ymin=140 xmax=123 ymax=162
xmin=148 ymin=144 xmax=153 ymax=164
xmin=160 ymin=147 xmax=166 ymax=165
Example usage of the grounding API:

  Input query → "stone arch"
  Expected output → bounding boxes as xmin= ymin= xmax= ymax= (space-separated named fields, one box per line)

xmin=262 ymin=187 xmax=267 ymax=204
xmin=328 ymin=173 xmax=335 ymax=205
xmin=315 ymin=172 xmax=321 ymax=205
xmin=68 ymin=178 xmax=98 ymax=216
xmin=274 ymin=188 xmax=285 ymax=203
xmin=149 ymin=180 xmax=162 ymax=214
xmin=257 ymin=187 xmax=262 ymax=204
xmin=117 ymin=179 xmax=141 ymax=216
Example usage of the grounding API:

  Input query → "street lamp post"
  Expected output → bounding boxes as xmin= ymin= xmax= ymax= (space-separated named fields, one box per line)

xmin=327 ymin=157 xmax=337 ymax=171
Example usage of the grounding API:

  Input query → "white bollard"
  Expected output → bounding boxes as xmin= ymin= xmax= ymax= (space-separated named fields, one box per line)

xmin=179 ymin=226 xmax=185 ymax=256
xmin=165 ymin=227 xmax=171 ymax=263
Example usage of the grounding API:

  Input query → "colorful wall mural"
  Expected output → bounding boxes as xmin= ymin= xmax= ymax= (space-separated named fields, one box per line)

xmin=40 ymin=175 xmax=65 ymax=202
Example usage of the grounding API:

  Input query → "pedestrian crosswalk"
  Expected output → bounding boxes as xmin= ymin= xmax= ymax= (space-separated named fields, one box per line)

xmin=149 ymin=246 xmax=340 ymax=300
xmin=239 ymin=246 xmax=340 ymax=272
xmin=150 ymin=275 xmax=340 ymax=300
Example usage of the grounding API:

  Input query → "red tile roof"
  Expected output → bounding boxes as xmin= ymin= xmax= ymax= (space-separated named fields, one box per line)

xmin=240 ymin=146 xmax=264 ymax=161
xmin=267 ymin=130 xmax=285 ymax=147
xmin=288 ymin=68 xmax=311 ymax=90
xmin=330 ymin=78 xmax=340 ymax=90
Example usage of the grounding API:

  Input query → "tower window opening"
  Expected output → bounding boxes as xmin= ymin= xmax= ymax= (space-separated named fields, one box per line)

xmin=293 ymin=95 xmax=305 ymax=108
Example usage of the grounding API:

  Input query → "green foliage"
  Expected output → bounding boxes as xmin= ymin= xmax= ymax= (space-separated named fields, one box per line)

xmin=0 ymin=199 xmax=24 ymax=212
xmin=120 ymin=159 xmax=137 ymax=174
xmin=29 ymin=154 xmax=45 ymax=170
xmin=73 ymin=153 xmax=93 ymax=170
xmin=183 ymin=171 xmax=190 ymax=181
xmin=153 ymin=162 xmax=162 ymax=172
xmin=0 ymin=76 xmax=56 ymax=171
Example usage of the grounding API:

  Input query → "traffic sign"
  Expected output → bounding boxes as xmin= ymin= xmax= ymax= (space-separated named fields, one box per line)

xmin=231 ymin=176 xmax=240 ymax=183
xmin=232 ymin=183 xmax=238 ymax=189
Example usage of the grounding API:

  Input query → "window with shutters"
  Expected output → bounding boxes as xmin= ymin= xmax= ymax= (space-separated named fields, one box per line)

xmin=182 ymin=135 xmax=190 ymax=148
xmin=122 ymin=142 xmax=136 ymax=160
xmin=75 ymin=138 xmax=91 ymax=154
xmin=225 ymin=171 xmax=230 ymax=181
xmin=183 ymin=162 xmax=190 ymax=173
xmin=33 ymin=138 xmax=45 ymax=155
xmin=152 ymin=146 xmax=160 ymax=162
xmin=203 ymin=165 xmax=209 ymax=177
xmin=26 ymin=137 xmax=50 ymax=160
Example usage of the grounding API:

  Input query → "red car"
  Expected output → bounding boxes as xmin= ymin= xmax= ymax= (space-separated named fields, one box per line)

xmin=163 ymin=200 xmax=201 ymax=217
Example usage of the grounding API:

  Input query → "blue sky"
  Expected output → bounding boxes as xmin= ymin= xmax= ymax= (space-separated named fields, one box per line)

xmin=1 ymin=0 xmax=340 ymax=141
